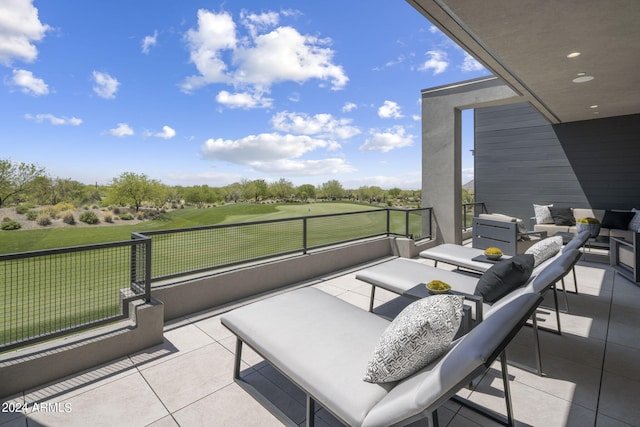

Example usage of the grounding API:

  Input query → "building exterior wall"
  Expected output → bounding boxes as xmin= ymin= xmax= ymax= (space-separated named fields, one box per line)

xmin=475 ymin=103 xmax=640 ymax=223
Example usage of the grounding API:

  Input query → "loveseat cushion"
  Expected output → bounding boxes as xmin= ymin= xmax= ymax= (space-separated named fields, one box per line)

xmin=474 ymin=254 xmax=534 ymax=303
xmin=364 ymin=295 xmax=464 ymax=383
xmin=533 ymin=204 xmax=554 ymax=224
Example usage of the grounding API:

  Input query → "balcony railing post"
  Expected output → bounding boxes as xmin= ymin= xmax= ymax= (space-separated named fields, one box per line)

xmin=386 ymin=209 xmax=390 ymax=236
xmin=302 ymin=217 xmax=308 ymax=255
xmin=405 ymin=210 xmax=410 ymax=238
xmin=144 ymin=236 xmax=152 ymax=303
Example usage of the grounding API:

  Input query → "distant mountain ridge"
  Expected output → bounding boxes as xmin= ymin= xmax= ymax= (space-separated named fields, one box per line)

xmin=462 ymin=180 xmax=474 ymax=191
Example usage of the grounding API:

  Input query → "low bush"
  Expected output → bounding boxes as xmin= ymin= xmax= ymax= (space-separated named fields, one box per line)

xmin=54 ymin=202 xmax=75 ymax=213
xmin=112 ymin=207 xmax=121 ymax=215
xmin=1 ymin=220 xmax=21 ymax=230
xmin=15 ymin=205 xmax=29 ymax=215
xmin=62 ymin=211 xmax=76 ymax=225
xmin=79 ymin=211 xmax=100 ymax=224
xmin=104 ymin=213 xmax=114 ymax=223
xmin=26 ymin=210 xmax=39 ymax=221
xmin=36 ymin=214 xmax=52 ymax=226
xmin=119 ymin=212 xmax=134 ymax=220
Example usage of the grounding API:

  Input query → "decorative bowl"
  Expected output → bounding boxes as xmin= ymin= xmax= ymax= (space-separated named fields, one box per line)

xmin=484 ymin=247 xmax=503 ymax=260
xmin=426 ymin=280 xmax=451 ymax=294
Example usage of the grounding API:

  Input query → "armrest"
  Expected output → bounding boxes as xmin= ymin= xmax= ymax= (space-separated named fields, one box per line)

xmin=519 ymin=230 xmax=547 ymax=239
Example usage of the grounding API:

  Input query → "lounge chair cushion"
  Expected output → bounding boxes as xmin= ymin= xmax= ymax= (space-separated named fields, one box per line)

xmin=474 ymin=254 xmax=534 ymax=303
xmin=364 ymin=295 xmax=464 ymax=383
xmin=525 ymin=235 xmax=563 ymax=267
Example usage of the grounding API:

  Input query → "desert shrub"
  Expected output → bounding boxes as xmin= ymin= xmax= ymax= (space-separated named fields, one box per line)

xmin=15 ymin=205 xmax=29 ymax=215
xmin=54 ymin=202 xmax=75 ymax=213
xmin=1 ymin=220 xmax=21 ymax=230
xmin=119 ymin=212 xmax=134 ymax=220
xmin=112 ymin=207 xmax=121 ymax=215
xmin=79 ymin=211 xmax=100 ymax=224
xmin=62 ymin=211 xmax=76 ymax=225
xmin=36 ymin=214 xmax=51 ymax=226
xmin=104 ymin=213 xmax=113 ymax=223
xmin=26 ymin=210 xmax=39 ymax=221
xmin=136 ymin=212 xmax=145 ymax=220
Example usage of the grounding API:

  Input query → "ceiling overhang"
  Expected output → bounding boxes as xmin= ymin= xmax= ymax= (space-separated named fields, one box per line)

xmin=407 ymin=0 xmax=640 ymax=123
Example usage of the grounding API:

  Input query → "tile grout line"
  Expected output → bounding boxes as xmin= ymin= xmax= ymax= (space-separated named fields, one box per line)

xmin=592 ymin=269 xmax=616 ymax=426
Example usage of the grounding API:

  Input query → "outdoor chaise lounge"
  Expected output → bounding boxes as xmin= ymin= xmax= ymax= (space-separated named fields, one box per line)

xmin=221 ymin=286 xmax=542 ymax=427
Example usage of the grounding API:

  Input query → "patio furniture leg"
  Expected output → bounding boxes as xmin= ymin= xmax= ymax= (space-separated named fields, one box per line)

xmin=369 ymin=285 xmax=376 ymax=312
xmin=532 ymin=315 xmax=543 ymax=376
xmin=431 ymin=409 xmax=439 ymax=427
xmin=572 ymin=267 xmax=579 ymax=294
xmin=552 ymin=284 xmax=562 ymax=335
xmin=306 ymin=395 xmax=315 ymax=427
xmin=500 ymin=350 xmax=515 ymax=427
xmin=560 ymin=278 xmax=570 ymax=311
xmin=234 ymin=338 xmax=243 ymax=379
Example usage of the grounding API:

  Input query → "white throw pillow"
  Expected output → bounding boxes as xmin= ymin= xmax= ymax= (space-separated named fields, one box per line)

xmin=363 ymin=295 xmax=464 ymax=383
xmin=525 ymin=236 xmax=563 ymax=267
xmin=629 ymin=208 xmax=640 ymax=232
xmin=533 ymin=204 xmax=554 ymax=224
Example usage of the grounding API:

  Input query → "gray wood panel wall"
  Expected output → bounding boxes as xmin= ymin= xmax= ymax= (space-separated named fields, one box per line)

xmin=474 ymin=102 xmax=640 ymax=225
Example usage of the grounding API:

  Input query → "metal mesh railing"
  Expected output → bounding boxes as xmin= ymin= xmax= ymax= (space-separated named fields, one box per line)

xmin=145 ymin=207 xmax=432 ymax=282
xmin=1 ymin=239 xmax=150 ymax=351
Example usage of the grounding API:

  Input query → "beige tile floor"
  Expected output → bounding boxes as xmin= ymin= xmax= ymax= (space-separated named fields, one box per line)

xmin=1 ymin=256 xmax=640 ymax=427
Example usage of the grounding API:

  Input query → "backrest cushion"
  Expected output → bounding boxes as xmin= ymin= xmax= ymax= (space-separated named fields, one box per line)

xmin=601 ymin=210 xmax=635 ymax=230
xmin=474 ymin=254 xmax=535 ymax=303
xmin=526 ymin=236 xmax=563 ymax=267
xmin=548 ymin=207 xmax=576 ymax=226
xmin=533 ymin=204 xmax=554 ymax=224
xmin=363 ymin=295 xmax=464 ymax=383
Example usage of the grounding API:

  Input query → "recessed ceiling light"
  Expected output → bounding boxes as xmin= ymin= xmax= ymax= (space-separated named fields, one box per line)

xmin=590 ymin=105 xmax=598 ymax=109
xmin=577 ymin=72 xmax=586 ymax=76
xmin=573 ymin=75 xmax=594 ymax=83
xmin=567 ymin=52 xmax=581 ymax=58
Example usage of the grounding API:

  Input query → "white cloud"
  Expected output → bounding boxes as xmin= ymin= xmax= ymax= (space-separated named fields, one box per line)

xmin=271 ymin=111 xmax=360 ymax=140
xmin=359 ymin=126 xmax=414 ymax=152
xmin=251 ymin=158 xmax=356 ymax=175
xmin=25 ymin=113 xmax=82 ymax=126
xmin=10 ymin=68 xmax=48 ymax=95
xmin=419 ymin=50 xmax=449 ymax=75
xmin=344 ymin=172 xmax=421 ymax=190
xmin=240 ymin=10 xmax=279 ymax=37
xmin=181 ymin=9 xmax=348 ymax=103
xmin=216 ymin=90 xmax=273 ymax=109
xmin=0 ymin=0 xmax=50 ymax=66
xmin=342 ymin=102 xmax=357 ymax=113
xmin=461 ymin=52 xmax=485 ymax=72
xmin=378 ymin=100 xmax=403 ymax=119
xmin=109 ymin=123 xmax=134 ymax=137
xmin=412 ymin=114 xmax=421 ymax=121
xmin=201 ymin=133 xmax=331 ymax=164
xmin=141 ymin=30 xmax=158 ymax=54
xmin=92 ymin=71 xmax=120 ymax=99
xmin=155 ymin=125 xmax=176 ymax=139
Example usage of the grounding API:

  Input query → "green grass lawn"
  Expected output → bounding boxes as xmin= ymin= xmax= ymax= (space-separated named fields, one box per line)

xmin=0 ymin=202 xmax=379 ymax=255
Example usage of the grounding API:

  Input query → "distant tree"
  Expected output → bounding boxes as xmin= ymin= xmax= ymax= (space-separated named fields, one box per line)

xmin=240 ymin=179 xmax=256 ymax=201
xmin=28 ymin=175 xmax=56 ymax=205
xmin=388 ymin=187 xmax=402 ymax=199
xmin=252 ymin=179 xmax=268 ymax=201
xmin=269 ymin=178 xmax=295 ymax=200
xmin=0 ymin=159 xmax=46 ymax=207
xmin=296 ymin=184 xmax=316 ymax=201
xmin=320 ymin=179 xmax=344 ymax=200
xmin=108 ymin=172 xmax=160 ymax=212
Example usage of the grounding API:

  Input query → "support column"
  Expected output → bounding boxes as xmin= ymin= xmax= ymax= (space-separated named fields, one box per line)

xmin=421 ymin=77 xmax=520 ymax=244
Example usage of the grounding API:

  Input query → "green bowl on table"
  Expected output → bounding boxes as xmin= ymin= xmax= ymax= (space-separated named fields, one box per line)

xmin=426 ymin=280 xmax=451 ymax=294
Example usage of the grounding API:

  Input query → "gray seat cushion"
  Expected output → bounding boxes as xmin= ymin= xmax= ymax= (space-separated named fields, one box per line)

xmin=355 ymin=258 xmax=480 ymax=296
xmin=419 ymin=243 xmax=512 ymax=273
xmin=221 ymin=287 xmax=394 ymax=427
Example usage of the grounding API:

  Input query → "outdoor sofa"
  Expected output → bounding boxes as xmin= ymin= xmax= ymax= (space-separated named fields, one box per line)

xmin=221 ymin=286 xmax=542 ymax=427
xmin=532 ymin=206 xmax=640 ymax=241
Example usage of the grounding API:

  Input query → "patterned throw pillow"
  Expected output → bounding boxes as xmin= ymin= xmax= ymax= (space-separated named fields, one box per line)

xmin=533 ymin=204 xmax=554 ymax=224
xmin=525 ymin=236 xmax=563 ymax=267
xmin=363 ymin=295 xmax=464 ymax=383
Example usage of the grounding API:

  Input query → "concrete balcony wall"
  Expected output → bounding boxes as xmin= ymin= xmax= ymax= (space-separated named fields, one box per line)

xmin=152 ymin=237 xmax=400 ymax=321
xmin=0 ymin=300 xmax=164 ymax=398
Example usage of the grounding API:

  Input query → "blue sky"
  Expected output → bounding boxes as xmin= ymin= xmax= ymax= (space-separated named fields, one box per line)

xmin=1 ymin=0 xmax=488 ymax=189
